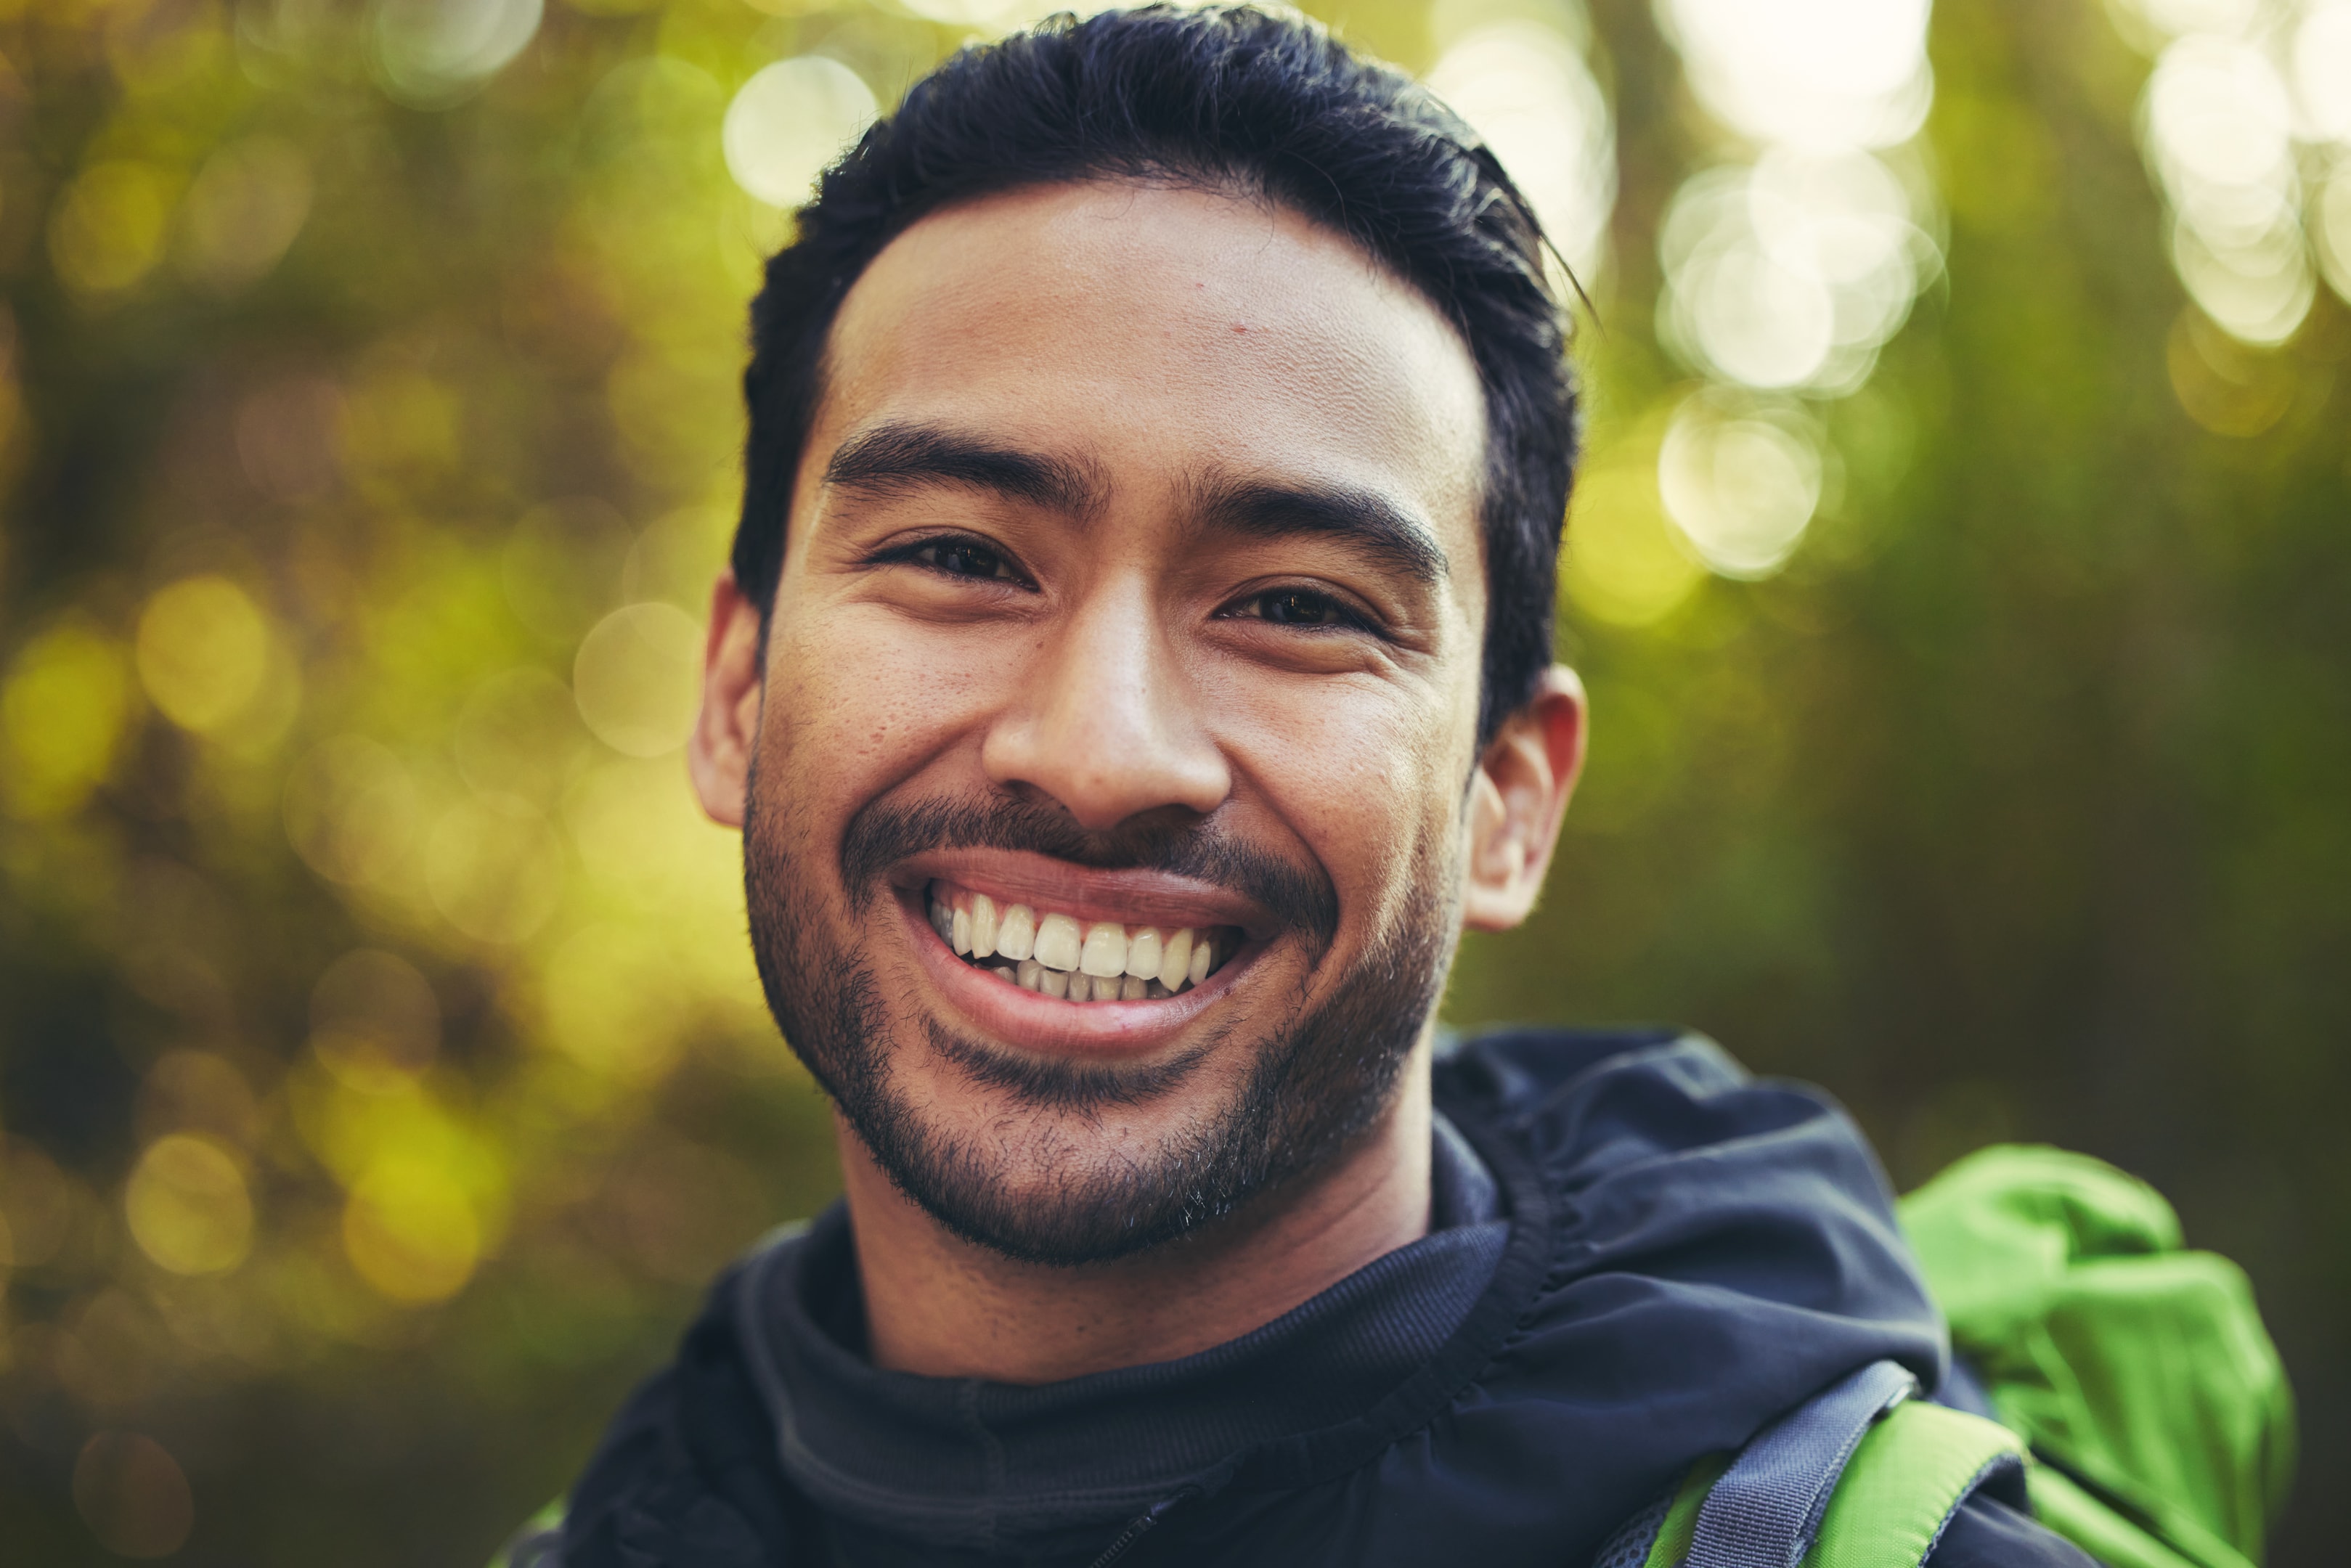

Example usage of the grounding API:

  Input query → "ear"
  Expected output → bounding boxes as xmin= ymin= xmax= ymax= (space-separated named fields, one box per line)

xmin=1461 ymin=665 xmax=1588 ymax=931
xmin=687 ymin=572 xmax=767 ymax=829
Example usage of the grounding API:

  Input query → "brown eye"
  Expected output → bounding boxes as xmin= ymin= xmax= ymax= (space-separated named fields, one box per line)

xmin=1253 ymin=589 xmax=1352 ymax=627
xmin=917 ymin=539 xmax=1011 ymax=579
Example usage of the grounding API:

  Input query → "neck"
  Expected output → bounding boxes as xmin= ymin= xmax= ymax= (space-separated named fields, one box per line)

xmin=839 ymin=1048 xmax=1436 ymax=1385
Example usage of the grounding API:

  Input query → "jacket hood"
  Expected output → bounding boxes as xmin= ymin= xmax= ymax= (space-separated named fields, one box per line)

xmin=561 ymin=1028 xmax=1949 ymax=1568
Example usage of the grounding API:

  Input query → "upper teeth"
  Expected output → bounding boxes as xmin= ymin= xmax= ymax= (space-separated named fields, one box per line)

xmin=927 ymin=883 xmax=1228 ymax=1001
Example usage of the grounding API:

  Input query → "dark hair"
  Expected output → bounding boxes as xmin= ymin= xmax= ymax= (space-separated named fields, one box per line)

xmin=731 ymin=4 xmax=1576 ymax=745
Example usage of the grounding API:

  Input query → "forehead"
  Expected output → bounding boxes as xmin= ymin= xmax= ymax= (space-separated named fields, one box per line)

xmin=809 ymin=179 xmax=1488 ymax=557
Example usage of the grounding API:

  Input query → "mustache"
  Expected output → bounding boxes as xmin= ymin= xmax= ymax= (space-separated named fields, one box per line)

xmin=839 ymin=793 xmax=1340 ymax=952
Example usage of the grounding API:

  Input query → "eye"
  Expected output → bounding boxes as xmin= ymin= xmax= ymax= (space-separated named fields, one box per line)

xmin=1233 ymin=587 xmax=1366 ymax=630
xmin=918 ymin=538 xmax=1014 ymax=579
xmin=873 ymin=534 xmax=1027 ymax=584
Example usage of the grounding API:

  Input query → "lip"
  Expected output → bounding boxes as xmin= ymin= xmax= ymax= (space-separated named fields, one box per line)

xmin=892 ymin=881 xmax=1260 ymax=1058
xmin=890 ymin=848 xmax=1278 ymax=942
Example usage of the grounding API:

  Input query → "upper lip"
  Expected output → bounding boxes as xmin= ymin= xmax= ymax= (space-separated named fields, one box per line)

xmin=891 ymin=849 xmax=1276 ymax=939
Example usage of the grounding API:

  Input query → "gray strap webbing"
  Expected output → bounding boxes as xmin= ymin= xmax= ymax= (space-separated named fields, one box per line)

xmin=1684 ymin=1359 xmax=1918 ymax=1568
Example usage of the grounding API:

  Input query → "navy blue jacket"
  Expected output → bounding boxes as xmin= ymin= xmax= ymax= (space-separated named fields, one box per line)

xmin=545 ymin=1029 xmax=2092 ymax=1567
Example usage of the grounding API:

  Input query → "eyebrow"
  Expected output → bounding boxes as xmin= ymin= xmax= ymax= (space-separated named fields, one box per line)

xmin=1187 ymin=472 xmax=1451 ymax=589
xmin=821 ymin=422 xmax=1103 ymax=516
xmin=822 ymin=420 xmax=1451 ymax=589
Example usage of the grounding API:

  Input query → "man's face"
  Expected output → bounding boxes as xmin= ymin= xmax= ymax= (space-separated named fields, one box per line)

xmin=718 ymin=181 xmax=1498 ymax=1263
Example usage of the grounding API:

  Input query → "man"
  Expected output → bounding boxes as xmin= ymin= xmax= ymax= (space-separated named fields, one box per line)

xmin=531 ymin=9 xmax=2096 ymax=1565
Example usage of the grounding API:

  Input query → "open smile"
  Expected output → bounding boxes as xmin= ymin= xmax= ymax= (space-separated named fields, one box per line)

xmin=924 ymin=880 xmax=1239 ymax=1002
xmin=887 ymin=851 xmax=1271 ymax=1053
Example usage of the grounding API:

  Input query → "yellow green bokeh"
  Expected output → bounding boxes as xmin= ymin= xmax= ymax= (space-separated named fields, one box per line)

xmin=134 ymin=576 xmax=272 ymax=736
xmin=124 ymin=1135 xmax=253 ymax=1278
xmin=1 ymin=619 xmax=132 ymax=818
xmin=0 ymin=0 xmax=2345 ymax=1562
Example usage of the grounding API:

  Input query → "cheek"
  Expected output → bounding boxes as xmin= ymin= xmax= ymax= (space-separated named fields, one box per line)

xmin=1222 ymin=673 xmax=1464 ymax=907
xmin=759 ymin=606 xmax=1011 ymax=807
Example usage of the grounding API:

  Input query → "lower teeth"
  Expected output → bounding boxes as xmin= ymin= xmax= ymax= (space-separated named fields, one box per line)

xmin=969 ymin=953 xmax=1204 ymax=1001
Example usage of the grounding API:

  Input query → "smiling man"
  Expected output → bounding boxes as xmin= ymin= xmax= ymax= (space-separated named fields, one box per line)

xmin=521 ymin=9 xmax=2097 ymax=1568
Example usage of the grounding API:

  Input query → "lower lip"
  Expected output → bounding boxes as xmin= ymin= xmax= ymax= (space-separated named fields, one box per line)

xmin=893 ymin=887 xmax=1250 ymax=1056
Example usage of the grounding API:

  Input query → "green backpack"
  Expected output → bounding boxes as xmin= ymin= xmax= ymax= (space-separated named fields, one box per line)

xmin=1608 ymin=1144 xmax=2297 ymax=1568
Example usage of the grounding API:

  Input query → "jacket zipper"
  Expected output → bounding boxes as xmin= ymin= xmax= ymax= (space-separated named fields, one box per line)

xmin=1083 ymin=1487 xmax=1200 ymax=1568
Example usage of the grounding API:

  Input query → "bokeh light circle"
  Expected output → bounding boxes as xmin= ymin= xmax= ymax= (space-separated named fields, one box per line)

xmin=73 ymin=1432 xmax=194 ymax=1559
xmin=722 ymin=57 xmax=879 ymax=209
xmin=179 ymin=137 xmax=314 ymax=293
xmin=374 ymin=0 xmax=545 ymax=106
xmin=1426 ymin=20 xmax=1616 ymax=281
xmin=343 ymin=1158 xmax=482 ymax=1303
xmin=283 ymin=737 xmax=421 ymax=889
xmin=311 ymin=950 xmax=442 ymax=1093
xmin=2315 ymin=160 xmax=2351 ymax=300
xmin=1658 ymin=396 xmax=1825 ymax=579
xmin=1662 ymin=0 xmax=1933 ymax=149
xmin=2294 ymin=4 xmax=2351 ymax=144
xmin=1560 ymin=463 xmax=1706 ymax=627
xmin=1 ymin=619 xmax=131 ymax=818
xmin=2170 ymin=212 xmax=2317 ymax=345
xmin=136 ymin=576 xmax=270 ymax=735
xmin=424 ymin=795 xmax=566 ymax=944
xmin=2138 ymin=30 xmax=2326 ymax=341
xmin=125 ymin=1135 xmax=253 ymax=1276
xmin=1658 ymin=152 xmax=1934 ymax=394
xmin=574 ymin=602 xmax=703 ymax=757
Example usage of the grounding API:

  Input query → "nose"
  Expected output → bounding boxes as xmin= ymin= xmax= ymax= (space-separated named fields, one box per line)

xmin=979 ymin=577 xmax=1230 ymax=831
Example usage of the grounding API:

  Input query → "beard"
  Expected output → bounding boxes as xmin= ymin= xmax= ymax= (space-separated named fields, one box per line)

xmin=741 ymin=764 xmax=1458 ymax=1267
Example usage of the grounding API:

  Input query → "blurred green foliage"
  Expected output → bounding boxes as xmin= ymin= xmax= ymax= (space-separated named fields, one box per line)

xmin=0 ymin=0 xmax=2343 ymax=1563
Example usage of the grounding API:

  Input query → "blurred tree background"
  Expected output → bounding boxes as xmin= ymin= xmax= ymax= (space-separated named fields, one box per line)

xmin=0 ymin=0 xmax=2343 ymax=1558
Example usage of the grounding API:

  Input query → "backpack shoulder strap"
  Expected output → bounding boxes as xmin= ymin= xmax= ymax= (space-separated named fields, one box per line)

xmin=1802 ymin=1399 xmax=2026 ymax=1568
xmin=1603 ymin=1453 xmax=1726 ymax=1568
xmin=1687 ymin=1360 xmax=1920 ymax=1568
xmin=1604 ymin=1361 xmax=2027 ymax=1568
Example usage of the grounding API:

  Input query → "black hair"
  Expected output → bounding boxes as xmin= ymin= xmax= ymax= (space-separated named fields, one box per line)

xmin=730 ymin=4 xmax=1576 ymax=746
